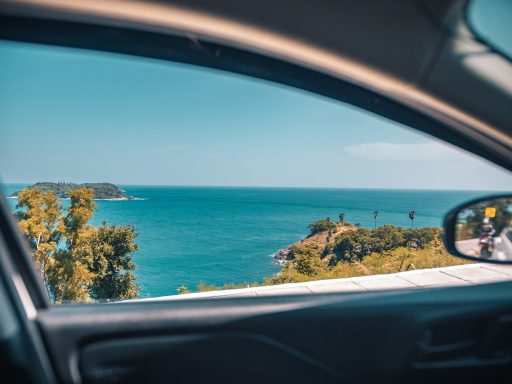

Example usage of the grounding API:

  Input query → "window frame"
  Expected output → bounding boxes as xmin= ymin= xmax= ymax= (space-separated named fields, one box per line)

xmin=465 ymin=0 xmax=512 ymax=63
xmin=1 ymin=14 xmax=512 ymax=308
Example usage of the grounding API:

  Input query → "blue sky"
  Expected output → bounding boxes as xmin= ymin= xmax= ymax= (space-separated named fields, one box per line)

xmin=1 ymin=4 xmax=511 ymax=190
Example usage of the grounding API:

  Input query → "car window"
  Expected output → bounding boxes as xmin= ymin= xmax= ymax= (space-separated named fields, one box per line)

xmin=2 ymin=40 xmax=512 ymax=303
xmin=468 ymin=0 xmax=512 ymax=59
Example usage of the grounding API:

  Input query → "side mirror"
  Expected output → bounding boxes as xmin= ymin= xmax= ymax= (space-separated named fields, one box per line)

xmin=444 ymin=195 xmax=512 ymax=263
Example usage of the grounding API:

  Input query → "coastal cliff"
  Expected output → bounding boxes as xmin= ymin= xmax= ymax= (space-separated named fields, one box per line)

xmin=274 ymin=222 xmax=357 ymax=263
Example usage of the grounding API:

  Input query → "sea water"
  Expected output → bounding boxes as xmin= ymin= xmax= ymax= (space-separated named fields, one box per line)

xmin=2 ymin=185 xmax=492 ymax=297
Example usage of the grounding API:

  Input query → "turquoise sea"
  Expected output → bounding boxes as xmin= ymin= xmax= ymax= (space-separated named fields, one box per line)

xmin=2 ymin=185 xmax=494 ymax=297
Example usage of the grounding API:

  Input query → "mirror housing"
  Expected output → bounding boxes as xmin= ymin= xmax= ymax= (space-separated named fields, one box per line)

xmin=444 ymin=194 xmax=512 ymax=264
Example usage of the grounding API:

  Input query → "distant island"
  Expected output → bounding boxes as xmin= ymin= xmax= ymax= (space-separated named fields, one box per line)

xmin=9 ymin=182 xmax=135 ymax=200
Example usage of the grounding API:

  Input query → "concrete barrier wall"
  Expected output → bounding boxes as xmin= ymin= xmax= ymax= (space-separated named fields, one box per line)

xmin=130 ymin=263 xmax=512 ymax=302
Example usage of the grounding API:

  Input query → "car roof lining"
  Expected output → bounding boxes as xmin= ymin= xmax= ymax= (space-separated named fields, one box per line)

xmin=1 ymin=1 xmax=510 ymax=132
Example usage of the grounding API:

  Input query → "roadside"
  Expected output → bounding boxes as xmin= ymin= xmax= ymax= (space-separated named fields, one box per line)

xmin=132 ymin=263 xmax=512 ymax=301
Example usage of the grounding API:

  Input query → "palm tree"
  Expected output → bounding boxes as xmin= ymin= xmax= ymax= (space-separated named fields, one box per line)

xmin=373 ymin=211 xmax=379 ymax=229
xmin=339 ymin=213 xmax=345 ymax=224
xmin=409 ymin=210 xmax=416 ymax=229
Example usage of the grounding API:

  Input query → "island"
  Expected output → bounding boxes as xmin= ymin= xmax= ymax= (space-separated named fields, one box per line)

xmin=9 ymin=182 xmax=135 ymax=200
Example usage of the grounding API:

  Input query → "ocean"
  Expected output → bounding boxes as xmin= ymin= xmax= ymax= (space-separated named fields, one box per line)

xmin=2 ymin=185 xmax=493 ymax=297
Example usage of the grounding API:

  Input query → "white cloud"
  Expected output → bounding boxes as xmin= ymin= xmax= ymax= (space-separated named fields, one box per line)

xmin=343 ymin=141 xmax=462 ymax=162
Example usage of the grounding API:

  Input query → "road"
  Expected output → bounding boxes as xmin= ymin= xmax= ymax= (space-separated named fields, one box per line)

xmin=495 ymin=229 xmax=512 ymax=260
xmin=456 ymin=228 xmax=512 ymax=261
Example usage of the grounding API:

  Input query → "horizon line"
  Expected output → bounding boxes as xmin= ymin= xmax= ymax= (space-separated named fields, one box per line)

xmin=1 ymin=181 xmax=509 ymax=193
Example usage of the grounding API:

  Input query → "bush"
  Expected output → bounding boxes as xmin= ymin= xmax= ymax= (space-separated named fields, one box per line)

xmin=195 ymin=281 xmax=260 ymax=292
xmin=290 ymin=244 xmax=326 ymax=276
xmin=183 ymin=225 xmax=462 ymax=293
xmin=333 ymin=225 xmax=442 ymax=263
xmin=308 ymin=218 xmax=336 ymax=235
xmin=177 ymin=285 xmax=190 ymax=294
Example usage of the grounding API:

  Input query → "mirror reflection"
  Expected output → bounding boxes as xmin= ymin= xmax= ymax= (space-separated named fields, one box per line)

xmin=455 ymin=197 xmax=512 ymax=261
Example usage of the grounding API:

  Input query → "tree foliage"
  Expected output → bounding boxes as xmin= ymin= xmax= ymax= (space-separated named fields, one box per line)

xmin=308 ymin=217 xmax=336 ymax=235
xmin=266 ymin=225 xmax=466 ymax=286
xmin=332 ymin=225 xmax=441 ymax=263
xmin=87 ymin=224 xmax=139 ymax=301
xmin=289 ymin=244 xmax=326 ymax=276
xmin=16 ymin=187 xmax=139 ymax=303
xmin=11 ymin=182 xmax=132 ymax=200
xmin=16 ymin=189 xmax=62 ymax=291
xmin=178 ymin=222 xmax=467 ymax=293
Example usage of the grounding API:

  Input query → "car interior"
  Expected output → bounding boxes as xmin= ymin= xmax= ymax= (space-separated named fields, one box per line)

xmin=0 ymin=0 xmax=511 ymax=383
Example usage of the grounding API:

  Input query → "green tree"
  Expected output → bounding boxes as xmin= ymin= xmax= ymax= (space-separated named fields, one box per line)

xmin=338 ymin=213 xmax=345 ymax=223
xmin=332 ymin=225 xmax=442 ymax=264
xmin=292 ymin=244 xmax=325 ymax=276
xmin=333 ymin=228 xmax=375 ymax=262
xmin=88 ymin=224 xmax=139 ymax=301
xmin=59 ymin=187 xmax=96 ymax=245
xmin=409 ymin=210 xmax=416 ymax=229
xmin=371 ymin=225 xmax=405 ymax=252
xmin=50 ymin=188 xmax=97 ymax=303
xmin=308 ymin=217 xmax=336 ymax=235
xmin=373 ymin=211 xmax=379 ymax=229
xmin=16 ymin=187 xmax=139 ymax=303
xmin=403 ymin=227 xmax=440 ymax=248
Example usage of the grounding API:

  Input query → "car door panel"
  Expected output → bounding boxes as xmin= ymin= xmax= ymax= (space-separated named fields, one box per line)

xmin=80 ymin=333 xmax=346 ymax=384
xmin=36 ymin=282 xmax=512 ymax=384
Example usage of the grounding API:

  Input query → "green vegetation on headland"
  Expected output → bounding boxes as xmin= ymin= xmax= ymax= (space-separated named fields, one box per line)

xmin=267 ymin=221 xmax=470 ymax=285
xmin=10 ymin=182 xmax=134 ymax=200
xmin=15 ymin=187 xmax=139 ymax=303
xmin=181 ymin=216 xmax=471 ymax=294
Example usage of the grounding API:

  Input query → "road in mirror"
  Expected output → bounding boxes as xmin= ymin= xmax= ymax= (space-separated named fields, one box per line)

xmin=455 ymin=197 xmax=512 ymax=261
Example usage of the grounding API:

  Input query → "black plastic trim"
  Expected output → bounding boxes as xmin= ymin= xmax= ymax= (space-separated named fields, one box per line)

xmin=0 ymin=195 xmax=55 ymax=383
xmin=0 ymin=192 xmax=49 ymax=308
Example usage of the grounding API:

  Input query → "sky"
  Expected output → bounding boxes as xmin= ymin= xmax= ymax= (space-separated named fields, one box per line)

xmin=1 ymin=2 xmax=511 ymax=190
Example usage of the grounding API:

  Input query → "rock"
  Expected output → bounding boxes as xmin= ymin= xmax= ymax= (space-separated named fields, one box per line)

xmin=273 ymin=248 xmax=292 ymax=262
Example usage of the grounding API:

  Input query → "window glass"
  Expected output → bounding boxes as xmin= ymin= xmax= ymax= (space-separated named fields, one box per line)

xmin=2 ymin=40 xmax=512 ymax=303
xmin=468 ymin=0 xmax=512 ymax=58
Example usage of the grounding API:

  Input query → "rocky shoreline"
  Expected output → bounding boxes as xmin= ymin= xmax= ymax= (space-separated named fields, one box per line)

xmin=273 ymin=222 xmax=357 ymax=264
xmin=273 ymin=248 xmax=292 ymax=263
